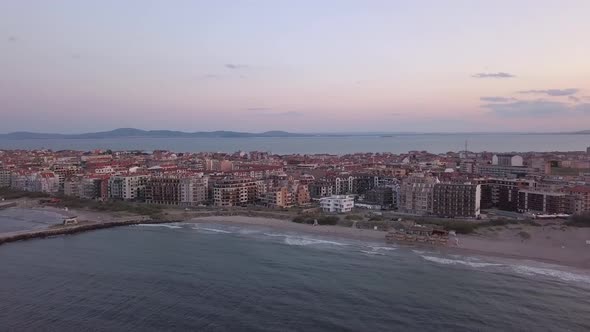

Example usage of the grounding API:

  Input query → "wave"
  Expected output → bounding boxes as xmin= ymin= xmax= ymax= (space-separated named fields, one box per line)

xmin=263 ymin=232 xmax=288 ymax=237
xmin=369 ymin=246 xmax=397 ymax=251
xmin=193 ymin=226 xmax=232 ymax=234
xmin=360 ymin=250 xmax=385 ymax=256
xmin=511 ymin=265 xmax=590 ymax=284
xmin=283 ymin=236 xmax=347 ymax=247
xmin=136 ymin=224 xmax=182 ymax=229
xmin=421 ymin=255 xmax=503 ymax=268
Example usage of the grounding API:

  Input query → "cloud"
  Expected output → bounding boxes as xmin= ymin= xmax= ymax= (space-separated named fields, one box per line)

xmin=568 ymin=95 xmax=580 ymax=102
xmin=480 ymin=96 xmax=516 ymax=103
xmin=518 ymin=88 xmax=578 ymax=96
xmin=7 ymin=36 xmax=16 ymax=42
xmin=389 ymin=112 xmax=402 ymax=116
xmin=225 ymin=64 xmax=249 ymax=70
xmin=471 ymin=72 xmax=515 ymax=79
xmin=482 ymin=99 xmax=571 ymax=117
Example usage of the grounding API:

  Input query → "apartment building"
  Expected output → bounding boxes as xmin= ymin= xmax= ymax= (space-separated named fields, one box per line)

xmin=319 ymin=195 xmax=355 ymax=213
xmin=432 ymin=183 xmax=481 ymax=218
xmin=213 ymin=178 xmax=264 ymax=207
xmin=108 ymin=174 xmax=148 ymax=200
xmin=566 ymin=186 xmax=590 ymax=215
xmin=517 ymin=189 xmax=572 ymax=215
xmin=399 ymin=175 xmax=438 ymax=215
xmin=145 ymin=175 xmax=208 ymax=206
xmin=0 ymin=169 xmax=11 ymax=188
xmin=261 ymin=187 xmax=292 ymax=208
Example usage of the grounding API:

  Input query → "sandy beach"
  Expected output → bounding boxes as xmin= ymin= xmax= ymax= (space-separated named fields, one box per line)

xmin=190 ymin=215 xmax=590 ymax=270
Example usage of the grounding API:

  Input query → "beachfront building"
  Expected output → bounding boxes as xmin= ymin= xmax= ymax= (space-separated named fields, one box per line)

xmin=432 ymin=183 xmax=481 ymax=218
xmin=566 ymin=186 xmax=590 ymax=215
xmin=309 ymin=180 xmax=335 ymax=198
xmin=261 ymin=187 xmax=292 ymax=208
xmin=517 ymin=189 xmax=572 ymax=215
xmin=319 ymin=195 xmax=355 ymax=213
xmin=292 ymin=184 xmax=311 ymax=206
xmin=108 ymin=174 xmax=148 ymax=201
xmin=145 ymin=175 xmax=208 ymax=206
xmin=0 ymin=169 xmax=11 ymax=188
xmin=363 ymin=187 xmax=396 ymax=210
xmin=475 ymin=178 xmax=536 ymax=211
xmin=213 ymin=178 xmax=264 ymax=207
xmin=399 ymin=175 xmax=438 ymax=215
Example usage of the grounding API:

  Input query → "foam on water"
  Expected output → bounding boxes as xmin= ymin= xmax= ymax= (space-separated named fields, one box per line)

xmin=263 ymin=232 xmax=288 ymax=237
xmin=421 ymin=255 xmax=504 ymax=268
xmin=193 ymin=226 xmax=232 ymax=234
xmin=360 ymin=250 xmax=385 ymax=256
xmin=136 ymin=224 xmax=182 ymax=229
xmin=283 ymin=236 xmax=347 ymax=247
xmin=369 ymin=246 xmax=397 ymax=251
xmin=511 ymin=265 xmax=590 ymax=284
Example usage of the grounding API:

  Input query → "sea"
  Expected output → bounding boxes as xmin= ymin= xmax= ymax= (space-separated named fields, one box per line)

xmin=1 ymin=213 xmax=590 ymax=331
xmin=0 ymin=134 xmax=589 ymax=154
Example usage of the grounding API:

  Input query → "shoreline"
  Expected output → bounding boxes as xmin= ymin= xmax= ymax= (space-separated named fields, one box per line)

xmin=2 ymin=206 xmax=590 ymax=271
xmin=190 ymin=216 xmax=590 ymax=271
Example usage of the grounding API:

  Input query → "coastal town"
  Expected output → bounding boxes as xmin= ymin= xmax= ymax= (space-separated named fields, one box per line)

xmin=1 ymin=147 xmax=589 ymax=220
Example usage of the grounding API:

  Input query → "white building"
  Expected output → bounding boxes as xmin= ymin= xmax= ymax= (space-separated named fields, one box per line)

xmin=319 ymin=195 xmax=355 ymax=213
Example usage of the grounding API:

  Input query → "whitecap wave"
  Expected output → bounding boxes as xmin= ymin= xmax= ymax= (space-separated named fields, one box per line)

xmin=136 ymin=224 xmax=182 ymax=229
xmin=421 ymin=255 xmax=503 ymax=268
xmin=369 ymin=246 xmax=397 ymax=251
xmin=237 ymin=229 xmax=260 ymax=235
xmin=284 ymin=236 xmax=347 ymax=246
xmin=511 ymin=265 xmax=590 ymax=284
xmin=193 ymin=226 xmax=232 ymax=234
xmin=263 ymin=232 xmax=288 ymax=237
xmin=360 ymin=250 xmax=385 ymax=256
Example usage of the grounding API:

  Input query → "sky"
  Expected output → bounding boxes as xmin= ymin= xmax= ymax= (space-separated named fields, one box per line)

xmin=1 ymin=0 xmax=589 ymax=133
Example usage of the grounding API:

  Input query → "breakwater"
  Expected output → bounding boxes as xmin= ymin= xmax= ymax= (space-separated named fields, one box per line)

xmin=0 ymin=202 xmax=17 ymax=210
xmin=0 ymin=210 xmax=294 ymax=246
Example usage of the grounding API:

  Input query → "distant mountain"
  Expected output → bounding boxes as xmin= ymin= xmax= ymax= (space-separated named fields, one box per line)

xmin=570 ymin=130 xmax=590 ymax=134
xmin=0 ymin=128 xmax=307 ymax=139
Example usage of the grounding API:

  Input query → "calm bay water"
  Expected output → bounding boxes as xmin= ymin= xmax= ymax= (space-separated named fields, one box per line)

xmin=1 ymin=134 xmax=589 ymax=154
xmin=1 ymin=221 xmax=590 ymax=331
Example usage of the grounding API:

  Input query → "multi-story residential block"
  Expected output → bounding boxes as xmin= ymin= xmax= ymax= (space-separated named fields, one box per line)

xmin=352 ymin=174 xmax=378 ymax=195
xmin=213 ymin=178 xmax=264 ymax=207
xmin=432 ymin=183 xmax=481 ymax=218
xmin=319 ymin=195 xmax=355 ymax=213
xmin=108 ymin=174 xmax=148 ymax=200
xmin=292 ymin=184 xmax=311 ymax=206
xmin=363 ymin=187 xmax=395 ymax=209
xmin=0 ymin=169 xmax=11 ymax=188
xmin=517 ymin=189 xmax=572 ymax=215
xmin=309 ymin=180 xmax=334 ymax=198
xmin=566 ymin=186 xmax=590 ymax=215
xmin=63 ymin=178 xmax=82 ymax=197
xmin=399 ymin=175 xmax=438 ymax=215
xmin=261 ymin=187 xmax=292 ymax=208
xmin=475 ymin=178 xmax=536 ymax=211
xmin=145 ymin=175 xmax=208 ymax=206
